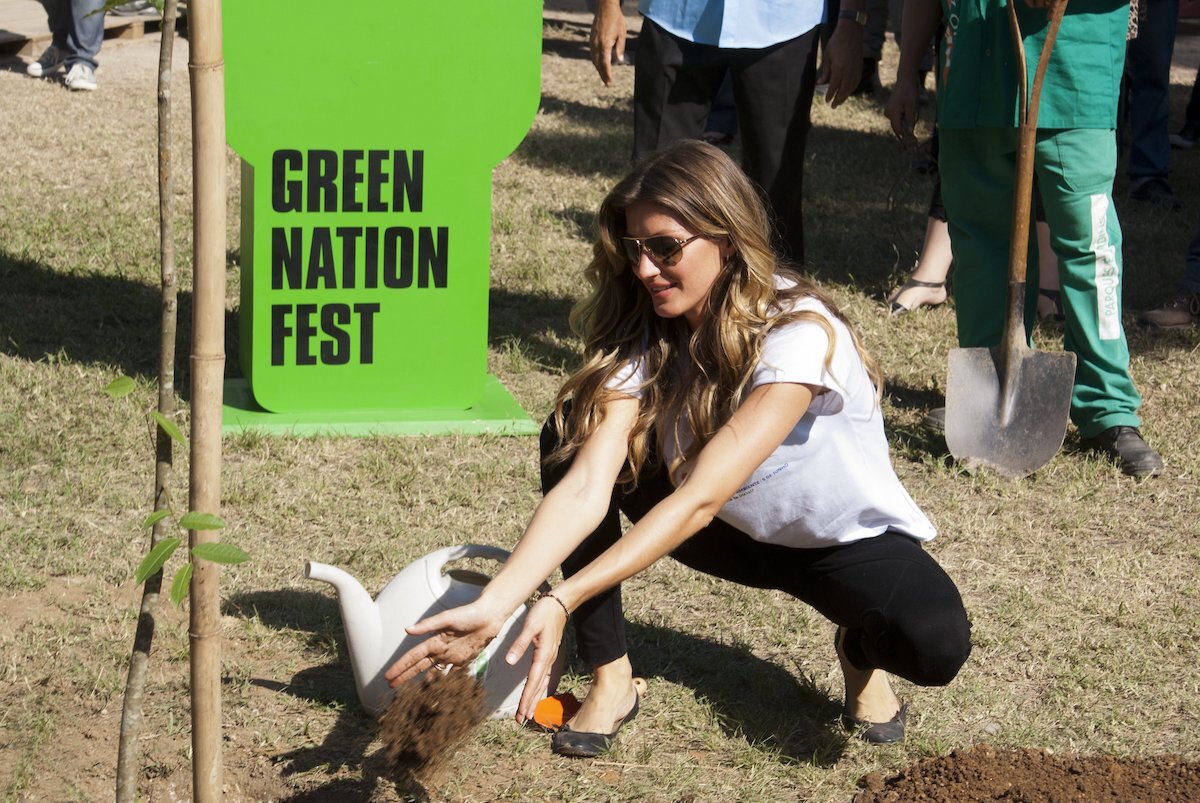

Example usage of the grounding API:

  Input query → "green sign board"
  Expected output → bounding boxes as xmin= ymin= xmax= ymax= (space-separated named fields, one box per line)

xmin=222 ymin=0 xmax=541 ymax=434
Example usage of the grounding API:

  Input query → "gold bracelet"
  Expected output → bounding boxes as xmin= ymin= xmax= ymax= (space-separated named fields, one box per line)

xmin=543 ymin=591 xmax=570 ymax=619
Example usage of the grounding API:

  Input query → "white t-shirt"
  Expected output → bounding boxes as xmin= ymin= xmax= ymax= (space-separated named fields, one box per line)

xmin=608 ymin=295 xmax=936 ymax=548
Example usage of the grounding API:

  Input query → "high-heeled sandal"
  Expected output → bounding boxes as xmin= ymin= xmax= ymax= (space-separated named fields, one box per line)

xmin=1038 ymin=288 xmax=1065 ymax=322
xmin=888 ymin=277 xmax=947 ymax=316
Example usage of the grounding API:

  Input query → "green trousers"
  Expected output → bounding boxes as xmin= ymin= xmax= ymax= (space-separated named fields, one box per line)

xmin=939 ymin=127 xmax=1142 ymax=439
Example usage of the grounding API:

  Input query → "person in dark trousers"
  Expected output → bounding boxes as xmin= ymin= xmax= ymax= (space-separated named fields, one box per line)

xmin=1124 ymin=0 xmax=1182 ymax=209
xmin=587 ymin=0 xmax=868 ymax=263
xmin=385 ymin=141 xmax=972 ymax=758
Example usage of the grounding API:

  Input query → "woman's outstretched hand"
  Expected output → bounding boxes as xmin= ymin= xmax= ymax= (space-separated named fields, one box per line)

xmin=509 ymin=595 xmax=570 ymax=724
xmin=383 ymin=600 xmax=507 ymax=687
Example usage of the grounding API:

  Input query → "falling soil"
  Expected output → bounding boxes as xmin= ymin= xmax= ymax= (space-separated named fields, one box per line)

xmin=377 ymin=668 xmax=487 ymax=785
xmin=852 ymin=743 xmax=1200 ymax=803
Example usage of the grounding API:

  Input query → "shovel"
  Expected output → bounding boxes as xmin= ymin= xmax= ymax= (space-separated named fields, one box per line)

xmin=944 ymin=0 xmax=1076 ymax=479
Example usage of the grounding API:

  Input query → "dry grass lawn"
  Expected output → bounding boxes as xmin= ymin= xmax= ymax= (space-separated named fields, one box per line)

xmin=1 ymin=5 xmax=1199 ymax=801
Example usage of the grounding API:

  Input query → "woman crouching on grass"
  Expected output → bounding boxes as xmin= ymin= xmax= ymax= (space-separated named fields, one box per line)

xmin=386 ymin=140 xmax=971 ymax=756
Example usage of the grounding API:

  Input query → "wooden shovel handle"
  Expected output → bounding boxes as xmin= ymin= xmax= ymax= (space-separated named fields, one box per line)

xmin=1006 ymin=0 xmax=1069 ymax=286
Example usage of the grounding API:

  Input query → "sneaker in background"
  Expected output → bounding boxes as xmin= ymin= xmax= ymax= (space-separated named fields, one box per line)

xmin=1137 ymin=290 xmax=1200 ymax=329
xmin=64 ymin=63 xmax=97 ymax=91
xmin=27 ymin=44 xmax=65 ymax=77
xmin=112 ymin=0 xmax=157 ymax=14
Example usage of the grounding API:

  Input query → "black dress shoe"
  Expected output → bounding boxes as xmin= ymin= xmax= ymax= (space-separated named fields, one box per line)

xmin=1080 ymin=426 xmax=1164 ymax=478
xmin=921 ymin=406 xmax=946 ymax=433
xmin=841 ymin=702 xmax=908 ymax=744
xmin=1129 ymin=178 xmax=1182 ymax=211
xmin=1170 ymin=126 xmax=1197 ymax=149
xmin=700 ymin=129 xmax=735 ymax=147
xmin=550 ymin=692 xmax=640 ymax=758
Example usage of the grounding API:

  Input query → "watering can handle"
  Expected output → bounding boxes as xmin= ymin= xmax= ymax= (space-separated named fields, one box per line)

xmin=424 ymin=543 xmax=551 ymax=597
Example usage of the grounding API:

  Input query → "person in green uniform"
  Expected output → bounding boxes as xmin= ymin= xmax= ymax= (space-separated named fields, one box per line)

xmin=886 ymin=0 xmax=1163 ymax=478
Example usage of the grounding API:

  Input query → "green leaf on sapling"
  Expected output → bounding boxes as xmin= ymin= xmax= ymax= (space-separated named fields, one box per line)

xmin=191 ymin=542 xmax=250 ymax=565
xmin=105 ymin=376 xmax=136 ymax=399
xmin=151 ymin=411 xmax=186 ymax=445
xmin=142 ymin=509 xmax=171 ymax=529
xmin=135 ymin=537 xmax=181 ymax=584
xmin=178 ymin=511 xmax=225 ymax=531
xmin=170 ymin=563 xmax=193 ymax=606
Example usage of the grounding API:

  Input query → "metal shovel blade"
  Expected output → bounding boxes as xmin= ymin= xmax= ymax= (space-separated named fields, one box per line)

xmin=945 ymin=345 xmax=1076 ymax=479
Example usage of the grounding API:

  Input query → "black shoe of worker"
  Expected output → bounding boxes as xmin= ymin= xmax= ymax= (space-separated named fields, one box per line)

xmin=1080 ymin=426 xmax=1164 ymax=478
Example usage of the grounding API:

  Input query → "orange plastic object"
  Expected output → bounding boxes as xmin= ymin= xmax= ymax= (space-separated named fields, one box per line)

xmin=531 ymin=692 xmax=581 ymax=732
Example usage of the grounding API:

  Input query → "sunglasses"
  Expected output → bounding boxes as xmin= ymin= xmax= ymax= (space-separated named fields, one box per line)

xmin=620 ymin=234 xmax=704 ymax=267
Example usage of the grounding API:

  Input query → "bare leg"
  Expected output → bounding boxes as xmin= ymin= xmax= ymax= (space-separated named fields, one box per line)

xmin=889 ymin=216 xmax=951 ymax=313
xmin=836 ymin=628 xmax=901 ymax=723
xmin=1035 ymin=220 xmax=1063 ymax=321
xmin=1037 ymin=220 xmax=1059 ymax=292
xmin=567 ymin=655 xmax=641 ymax=734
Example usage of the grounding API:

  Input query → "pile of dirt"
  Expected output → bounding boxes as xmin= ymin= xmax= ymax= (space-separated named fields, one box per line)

xmin=377 ymin=668 xmax=487 ymax=784
xmin=852 ymin=743 xmax=1200 ymax=802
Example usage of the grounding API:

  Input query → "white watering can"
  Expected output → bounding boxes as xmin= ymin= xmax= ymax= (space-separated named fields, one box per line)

xmin=305 ymin=544 xmax=551 ymax=719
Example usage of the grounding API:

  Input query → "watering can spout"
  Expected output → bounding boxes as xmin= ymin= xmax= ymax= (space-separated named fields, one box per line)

xmin=304 ymin=560 xmax=387 ymax=713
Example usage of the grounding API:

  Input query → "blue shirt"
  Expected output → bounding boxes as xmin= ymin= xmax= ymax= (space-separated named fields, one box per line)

xmin=640 ymin=0 xmax=823 ymax=49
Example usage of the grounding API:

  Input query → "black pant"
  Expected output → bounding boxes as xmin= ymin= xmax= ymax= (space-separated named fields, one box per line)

xmin=632 ymin=19 xmax=818 ymax=263
xmin=540 ymin=416 xmax=971 ymax=688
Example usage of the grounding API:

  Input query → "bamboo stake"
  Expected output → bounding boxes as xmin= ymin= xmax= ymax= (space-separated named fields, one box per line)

xmin=187 ymin=0 xmax=226 ymax=798
xmin=115 ymin=3 xmax=180 ymax=799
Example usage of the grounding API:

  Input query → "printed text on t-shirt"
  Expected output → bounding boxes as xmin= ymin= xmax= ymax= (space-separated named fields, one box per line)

xmin=731 ymin=463 xmax=789 ymax=500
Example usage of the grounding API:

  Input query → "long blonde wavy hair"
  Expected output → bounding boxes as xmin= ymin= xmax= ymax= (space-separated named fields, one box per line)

xmin=548 ymin=140 xmax=882 ymax=484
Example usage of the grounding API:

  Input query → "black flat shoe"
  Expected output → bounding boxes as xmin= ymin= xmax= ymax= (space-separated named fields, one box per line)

xmin=550 ymin=689 xmax=640 ymax=758
xmin=841 ymin=702 xmax=908 ymax=744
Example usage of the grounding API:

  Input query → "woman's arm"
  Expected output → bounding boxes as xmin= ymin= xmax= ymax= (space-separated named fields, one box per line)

xmin=508 ymin=381 xmax=816 ymax=719
xmin=546 ymin=382 xmax=814 ymax=613
xmin=383 ymin=395 xmax=640 ymax=685
xmin=475 ymin=396 xmax=641 ymax=614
